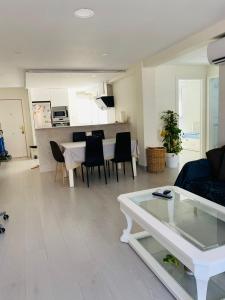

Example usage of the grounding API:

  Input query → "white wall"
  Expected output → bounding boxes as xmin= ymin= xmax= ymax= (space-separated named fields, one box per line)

xmin=179 ymin=79 xmax=201 ymax=133
xmin=112 ymin=66 xmax=145 ymax=165
xmin=29 ymin=88 xmax=69 ymax=107
xmin=142 ymin=65 xmax=209 ymax=155
xmin=113 ymin=64 xmax=216 ymax=166
xmin=219 ymin=65 xmax=225 ymax=146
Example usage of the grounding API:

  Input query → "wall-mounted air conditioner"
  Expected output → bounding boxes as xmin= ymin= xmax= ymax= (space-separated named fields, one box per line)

xmin=208 ymin=37 xmax=225 ymax=65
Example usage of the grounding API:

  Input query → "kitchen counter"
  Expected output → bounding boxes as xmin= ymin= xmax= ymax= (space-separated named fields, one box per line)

xmin=35 ymin=122 xmax=131 ymax=172
xmin=35 ymin=122 xmax=125 ymax=130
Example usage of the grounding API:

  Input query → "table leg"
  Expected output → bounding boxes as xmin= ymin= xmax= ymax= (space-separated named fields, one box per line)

xmin=196 ymin=277 xmax=209 ymax=300
xmin=132 ymin=156 xmax=137 ymax=176
xmin=120 ymin=211 xmax=133 ymax=243
xmin=68 ymin=169 xmax=74 ymax=188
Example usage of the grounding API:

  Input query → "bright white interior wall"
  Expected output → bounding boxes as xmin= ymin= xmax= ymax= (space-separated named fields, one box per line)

xmin=112 ymin=66 xmax=145 ymax=165
xmin=219 ymin=65 xmax=225 ymax=146
xmin=142 ymin=65 xmax=209 ymax=155
xmin=29 ymin=88 xmax=69 ymax=107
xmin=0 ymin=88 xmax=33 ymax=154
xmin=114 ymin=64 xmax=217 ymax=166
xmin=178 ymin=79 xmax=201 ymax=133
xmin=68 ymin=89 xmax=110 ymax=126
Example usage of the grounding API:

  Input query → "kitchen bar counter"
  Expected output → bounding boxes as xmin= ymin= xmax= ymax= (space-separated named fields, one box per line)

xmin=35 ymin=122 xmax=130 ymax=172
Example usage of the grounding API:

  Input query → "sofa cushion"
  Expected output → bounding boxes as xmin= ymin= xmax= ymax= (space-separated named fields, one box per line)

xmin=206 ymin=147 xmax=225 ymax=179
xmin=186 ymin=179 xmax=225 ymax=206
xmin=218 ymin=153 xmax=225 ymax=181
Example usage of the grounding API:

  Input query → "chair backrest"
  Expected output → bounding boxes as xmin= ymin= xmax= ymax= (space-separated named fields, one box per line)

xmin=50 ymin=141 xmax=65 ymax=163
xmin=85 ymin=136 xmax=104 ymax=166
xmin=92 ymin=130 xmax=105 ymax=140
xmin=114 ymin=132 xmax=132 ymax=162
xmin=73 ymin=131 xmax=86 ymax=142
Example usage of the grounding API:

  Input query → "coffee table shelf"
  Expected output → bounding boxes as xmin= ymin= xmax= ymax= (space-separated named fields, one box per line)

xmin=118 ymin=186 xmax=225 ymax=300
xmin=130 ymin=231 xmax=225 ymax=300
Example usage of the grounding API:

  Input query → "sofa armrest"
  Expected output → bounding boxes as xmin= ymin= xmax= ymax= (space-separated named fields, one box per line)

xmin=175 ymin=159 xmax=211 ymax=188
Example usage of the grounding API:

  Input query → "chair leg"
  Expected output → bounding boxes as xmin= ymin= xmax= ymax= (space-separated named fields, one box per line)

xmin=116 ymin=163 xmax=119 ymax=182
xmin=81 ymin=165 xmax=84 ymax=182
xmin=112 ymin=161 xmax=114 ymax=173
xmin=55 ymin=162 xmax=58 ymax=181
xmin=86 ymin=167 xmax=89 ymax=187
xmin=130 ymin=160 xmax=134 ymax=179
xmin=98 ymin=166 xmax=101 ymax=179
xmin=123 ymin=162 xmax=126 ymax=175
xmin=107 ymin=161 xmax=110 ymax=177
xmin=61 ymin=163 xmax=65 ymax=185
xmin=103 ymin=164 xmax=107 ymax=185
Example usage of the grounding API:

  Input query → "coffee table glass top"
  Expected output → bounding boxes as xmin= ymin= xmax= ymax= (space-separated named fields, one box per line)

xmin=128 ymin=188 xmax=225 ymax=251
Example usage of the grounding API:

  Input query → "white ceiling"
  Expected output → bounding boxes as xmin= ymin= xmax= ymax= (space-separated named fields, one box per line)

xmin=1 ymin=0 xmax=225 ymax=86
xmin=168 ymin=46 xmax=209 ymax=65
xmin=25 ymin=72 xmax=121 ymax=90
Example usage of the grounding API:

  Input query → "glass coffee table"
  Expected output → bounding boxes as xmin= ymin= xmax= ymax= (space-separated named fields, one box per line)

xmin=118 ymin=186 xmax=225 ymax=300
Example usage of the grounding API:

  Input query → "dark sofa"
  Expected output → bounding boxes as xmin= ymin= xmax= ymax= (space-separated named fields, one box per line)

xmin=175 ymin=151 xmax=225 ymax=206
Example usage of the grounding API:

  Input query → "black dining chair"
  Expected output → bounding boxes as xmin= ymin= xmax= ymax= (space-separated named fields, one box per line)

xmin=92 ymin=130 xmax=105 ymax=140
xmin=81 ymin=136 xmax=107 ymax=187
xmin=50 ymin=141 xmax=67 ymax=184
xmin=73 ymin=131 xmax=86 ymax=142
xmin=112 ymin=132 xmax=134 ymax=182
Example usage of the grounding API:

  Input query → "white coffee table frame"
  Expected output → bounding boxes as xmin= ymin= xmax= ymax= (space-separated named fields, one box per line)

xmin=118 ymin=186 xmax=225 ymax=300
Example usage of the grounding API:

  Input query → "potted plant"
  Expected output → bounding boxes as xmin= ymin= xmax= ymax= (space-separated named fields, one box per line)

xmin=160 ymin=110 xmax=182 ymax=168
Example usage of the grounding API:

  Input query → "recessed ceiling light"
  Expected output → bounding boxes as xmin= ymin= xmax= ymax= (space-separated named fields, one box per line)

xmin=102 ymin=53 xmax=109 ymax=57
xmin=74 ymin=8 xmax=95 ymax=19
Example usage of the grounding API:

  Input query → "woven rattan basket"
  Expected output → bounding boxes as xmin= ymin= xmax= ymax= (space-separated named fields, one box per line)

xmin=146 ymin=147 xmax=166 ymax=173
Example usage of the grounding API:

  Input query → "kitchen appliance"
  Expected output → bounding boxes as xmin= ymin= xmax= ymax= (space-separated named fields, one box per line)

xmin=52 ymin=106 xmax=70 ymax=127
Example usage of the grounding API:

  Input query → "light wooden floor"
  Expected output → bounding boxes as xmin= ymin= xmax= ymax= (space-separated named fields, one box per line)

xmin=0 ymin=159 xmax=178 ymax=300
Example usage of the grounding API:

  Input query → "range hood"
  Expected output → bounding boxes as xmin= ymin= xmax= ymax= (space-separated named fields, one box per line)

xmin=96 ymin=96 xmax=114 ymax=110
xmin=96 ymin=82 xmax=114 ymax=110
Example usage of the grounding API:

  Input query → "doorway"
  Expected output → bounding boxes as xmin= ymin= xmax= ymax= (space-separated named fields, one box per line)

xmin=0 ymin=99 xmax=27 ymax=158
xmin=178 ymin=79 xmax=203 ymax=166
xmin=208 ymin=77 xmax=219 ymax=150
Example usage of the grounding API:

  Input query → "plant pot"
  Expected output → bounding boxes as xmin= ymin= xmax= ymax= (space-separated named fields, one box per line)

xmin=166 ymin=153 xmax=179 ymax=168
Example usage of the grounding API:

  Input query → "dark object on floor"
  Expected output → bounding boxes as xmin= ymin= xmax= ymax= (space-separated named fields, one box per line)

xmin=175 ymin=152 xmax=225 ymax=206
xmin=112 ymin=132 xmax=134 ymax=182
xmin=72 ymin=131 xmax=86 ymax=142
xmin=0 ymin=211 xmax=9 ymax=234
xmin=30 ymin=145 xmax=38 ymax=159
xmin=92 ymin=130 xmax=105 ymax=140
xmin=81 ymin=136 xmax=107 ymax=187
xmin=0 ymin=130 xmax=12 ymax=162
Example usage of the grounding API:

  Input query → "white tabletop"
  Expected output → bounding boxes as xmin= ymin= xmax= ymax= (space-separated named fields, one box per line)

xmin=61 ymin=138 xmax=138 ymax=170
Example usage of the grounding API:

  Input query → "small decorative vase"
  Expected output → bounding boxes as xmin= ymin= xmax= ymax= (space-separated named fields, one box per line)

xmin=166 ymin=153 xmax=179 ymax=168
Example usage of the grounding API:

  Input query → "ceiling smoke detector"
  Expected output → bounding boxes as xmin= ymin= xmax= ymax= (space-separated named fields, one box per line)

xmin=74 ymin=9 xmax=95 ymax=19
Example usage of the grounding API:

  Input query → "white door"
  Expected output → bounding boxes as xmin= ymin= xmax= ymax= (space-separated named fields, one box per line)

xmin=208 ymin=77 xmax=219 ymax=149
xmin=0 ymin=99 xmax=27 ymax=157
xmin=178 ymin=79 xmax=202 ymax=166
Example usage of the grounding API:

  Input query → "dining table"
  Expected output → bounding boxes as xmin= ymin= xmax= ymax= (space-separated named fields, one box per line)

xmin=61 ymin=138 xmax=138 ymax=187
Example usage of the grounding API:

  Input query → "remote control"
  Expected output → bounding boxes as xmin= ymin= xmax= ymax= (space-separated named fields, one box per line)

xmin=152 ymin=192 xmax=173 ymax=199
xmin=163 ymin=190 xmax=171 ymax=195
